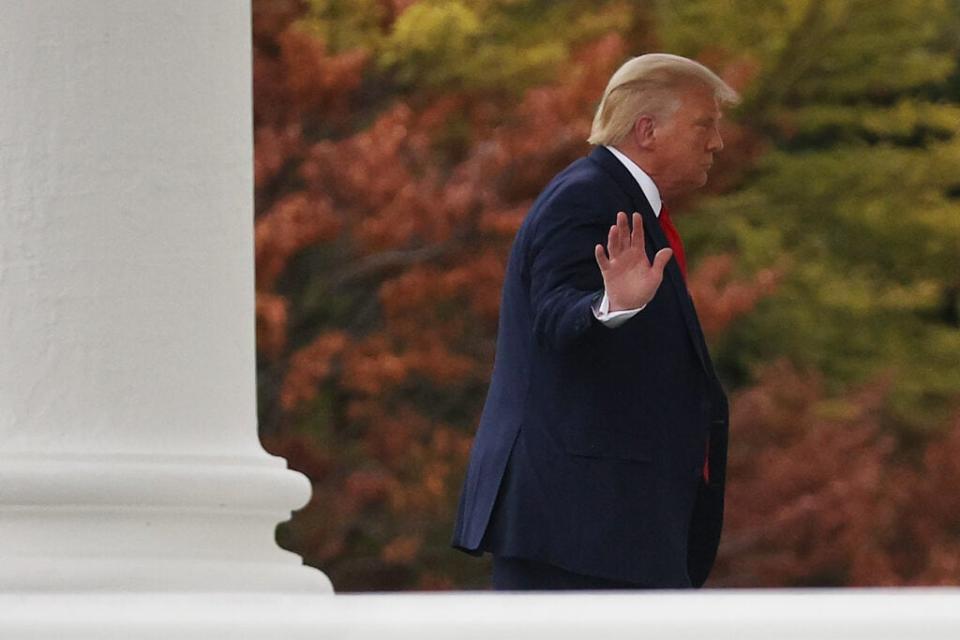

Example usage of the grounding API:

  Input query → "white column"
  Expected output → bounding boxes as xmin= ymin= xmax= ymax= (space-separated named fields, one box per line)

xmin=0 ymin=0 xmax=330 ymax=592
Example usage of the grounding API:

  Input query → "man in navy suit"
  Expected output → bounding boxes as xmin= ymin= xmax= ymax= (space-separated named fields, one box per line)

xmin=451 ymin=54 xmax=739 ymax=589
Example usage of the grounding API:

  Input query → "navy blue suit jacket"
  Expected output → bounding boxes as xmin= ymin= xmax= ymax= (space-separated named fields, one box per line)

xmin=451 ymin=146 xmax=729 ymax=588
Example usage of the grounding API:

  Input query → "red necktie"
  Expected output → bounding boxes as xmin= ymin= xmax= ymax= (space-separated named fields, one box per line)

xmin=657 ymin=204 xmax=687 ymax=279
xmin=659 ymin=204 xmax=710 ymax=482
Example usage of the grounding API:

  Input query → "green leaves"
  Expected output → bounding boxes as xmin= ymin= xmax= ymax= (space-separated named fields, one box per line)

xmin=256 ymin=0 xmax=960 ymax=589
xmin=303 ymin=0 xmax=636 ymax=94
xmin=669 ymin=0 xmax=960 ymax=434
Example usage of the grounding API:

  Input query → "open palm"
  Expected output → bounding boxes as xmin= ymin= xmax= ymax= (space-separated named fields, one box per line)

xmin=594 ymin=211 xmax=673 ymax=311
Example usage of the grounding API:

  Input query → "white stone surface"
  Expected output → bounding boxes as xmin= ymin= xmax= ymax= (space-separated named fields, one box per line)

xmin=0 ymin=590 xmax=959 ymax=639
xmin=0 ymin=1 xmax=329 ymax=593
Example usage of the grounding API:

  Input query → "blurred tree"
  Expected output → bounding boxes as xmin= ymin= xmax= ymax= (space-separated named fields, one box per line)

xmin=712 ymin=362 xmax=960 ymax=586
xmin=658 ymin=0 xmax=960 ymax=432
xmin=657 ymin=0 xmax=960 ymax=586
xmin=253 ymin=0 xmax=668 ymax=590
xmin=252 ymin=0 xmax=960 ymax=589
xmin=302 ymin=0 xmax=635 ymax=92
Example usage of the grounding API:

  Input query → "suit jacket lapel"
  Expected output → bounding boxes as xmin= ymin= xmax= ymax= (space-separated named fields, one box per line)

xmin=588 ymin=146 xmax=715 ymax=377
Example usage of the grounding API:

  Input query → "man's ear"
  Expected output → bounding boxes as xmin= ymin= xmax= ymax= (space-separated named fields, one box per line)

xmin=632 ymin=115 xmax=656 ymax=150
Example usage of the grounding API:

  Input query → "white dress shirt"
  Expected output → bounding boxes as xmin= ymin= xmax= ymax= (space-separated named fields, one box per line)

xmin=592 ymin=146 xmax=663 ymax=328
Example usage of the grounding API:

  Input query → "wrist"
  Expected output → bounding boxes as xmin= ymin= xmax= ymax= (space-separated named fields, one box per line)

xmin=607 ymin=296 xmax=635 ymax=312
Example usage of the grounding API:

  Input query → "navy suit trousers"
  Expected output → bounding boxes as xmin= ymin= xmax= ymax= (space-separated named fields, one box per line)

xmin=492 ymin=556 xmax=648 ymax=590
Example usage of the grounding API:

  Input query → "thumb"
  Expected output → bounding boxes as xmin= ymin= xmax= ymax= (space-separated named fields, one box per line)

xmin=594 ymin=243 xmax=610 ymax=271
xmin=651 ymin=247 xmax=673 ymax=274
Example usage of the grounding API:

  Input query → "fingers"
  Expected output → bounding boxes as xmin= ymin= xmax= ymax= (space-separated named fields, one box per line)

xmin=606 ymin=222 xmax=619 ymax=258
xmin=608 ymin=211 xmax=640 ymax=258
xmin=651 ymin=247 xmax=673 ymax=274
xmin=630 ymin=212 xmax=644 ymax=247
xmin=595 ymin=243 xmax=609 ymax=271
xmin=616 ymin=211 xmax=629 ymax=253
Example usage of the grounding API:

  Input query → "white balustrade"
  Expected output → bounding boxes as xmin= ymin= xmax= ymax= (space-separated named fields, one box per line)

xmin=1 ymin=590 xmax=959 ymax=638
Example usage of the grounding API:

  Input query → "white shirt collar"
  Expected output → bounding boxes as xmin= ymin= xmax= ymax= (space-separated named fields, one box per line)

xmin=604 ymin=145 xmax=662 ymax=217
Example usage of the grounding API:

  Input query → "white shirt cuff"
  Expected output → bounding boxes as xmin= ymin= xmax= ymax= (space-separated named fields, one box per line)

xmin=592 ymin=291 xmax=645 ymax=328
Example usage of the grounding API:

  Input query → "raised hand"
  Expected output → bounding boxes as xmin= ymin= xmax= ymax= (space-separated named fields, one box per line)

xmin=594 ymin=211 xmax=673 ymax=311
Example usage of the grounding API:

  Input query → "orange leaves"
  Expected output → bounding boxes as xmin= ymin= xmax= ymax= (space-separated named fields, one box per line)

xmin=340 ymin=338 xmax=410 ymax=397
xmin=514 ymin=34 xmax=626 ymax=140
xmin=916 ymin=418 xmax=960 ymax=526
xmin=357 ymin=182 xmax=433 ymax=252
xmin=255 ymin=192 xmax=342 ymax=290
xmin=276 ymin=28 xmax=369 ymax=121
xmin=302 ymin=104 xmax=416 ymax=208
xmin=280 ymin=331 xmax=350 ymax=411
xmin=250 ymin=1 xmax=960 ymax=592
xmin=478 ymin=204 xmax=526 ymax=236
xmin=256 ymin=293 xmax=289 ymax=360
xmin=362 ymin=412 xmax=419 ymax=469
xmin=492 ymin=35 xmax=629 ymax=201
xmin=261 ymin=431 xmax=334 ymax=482
xmin=714 ymin=361 xmax=899 ymax=586
xmin=378 ymin=267 xmax=440 ymax=319
xmin=379 ymin=260 xmax=504 ymax=337
xmin=891 ymin=414 xmax=960 ymax=585
xmin=345 ymin=469 xmax=393 ymax=507
xmin=381 ymin=535 xmax=424 ymax=565
xmin=688 ymin=254 xmax=781 ymax=340
xmin=300 ymin=100 xmax=488 ymax=254
xmin=252 ymin=0 xmax=304 ymax=46
xmin=714 ymin=362 xmax=960 ymax=587
xmin=440 ymin=254 xmax=506 ymax=325
xmin=254 ymin=12 xmax=369 ymax=135
xmin=253 ymin=19 xmax=642 ymax=590
xmin=278 ymin=298 xmax=483 ymax=410
xmin=716 ymin=55 xmax=762 ymax=96
xmin=361 ymin=411 xmax=471 ymax=502
xmin=303 ymin=104 xmax=416 ymax=205
xmin=339 ymin=334 xmax=477 ymax=397
xmin=254 ymin=124 xmax=302 ymax=189
xmin=407 ymin=346 xmax=478 ymax=386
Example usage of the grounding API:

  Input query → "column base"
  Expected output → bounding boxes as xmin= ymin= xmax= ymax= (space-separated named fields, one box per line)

xmin=0 ymin=452 xmax=331 ymax=593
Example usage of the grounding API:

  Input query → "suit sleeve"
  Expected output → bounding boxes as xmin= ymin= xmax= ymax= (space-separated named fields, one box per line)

xmin=526 ymin=199 xmax=611 ymax=351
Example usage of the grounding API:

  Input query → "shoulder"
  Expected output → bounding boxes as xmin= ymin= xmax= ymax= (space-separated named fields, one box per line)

xmin=535 ymin=156 xmax=623 ymax=222
xmin=514 ymin=150 xmax=634 ymax=257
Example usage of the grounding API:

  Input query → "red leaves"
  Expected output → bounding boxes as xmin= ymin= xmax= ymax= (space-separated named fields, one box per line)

xmin=892 ymin=414 xmax=960 ymax=585
xmin=256 ymin=293 xmax=289 ymax=360
xmin=714 ymin=362 xmax=897 ymax=586
xmin=688 ymin=254 xmax=781 ymax=340
xmin=280 ymin=331 xmax=349 ymax=411
xmin=714 ymin=362 xmax=960 ymax=587
xmin=381 ymin=534 xmax=424 ymax=565
xmin=340 ymin=338 xmax=410 ymax=397
xmin=254 ymin=124 xmax=302 ymax=189
xmin=252 ymin=1 xmax=960 ymax=590
xmin=260 ymin=27 xmax=369 ymax=125
xmin=255 ymin=192 xmax=342 ymax=289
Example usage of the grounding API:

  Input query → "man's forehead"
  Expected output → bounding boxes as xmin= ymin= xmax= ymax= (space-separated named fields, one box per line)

xmin=681 ymin=91 xmax=723 ymax=118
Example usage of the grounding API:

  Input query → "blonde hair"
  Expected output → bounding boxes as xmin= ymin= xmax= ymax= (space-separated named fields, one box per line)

xmin=588 ymin=53 xmax=740 ymax=146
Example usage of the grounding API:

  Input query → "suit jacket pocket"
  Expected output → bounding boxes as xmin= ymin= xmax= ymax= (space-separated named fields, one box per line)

xmin=562 ymin=424 xmax=652 ymax=462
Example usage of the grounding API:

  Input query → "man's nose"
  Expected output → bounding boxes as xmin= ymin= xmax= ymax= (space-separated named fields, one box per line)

xmin=708 ymin=126 xmax=724 ymax=152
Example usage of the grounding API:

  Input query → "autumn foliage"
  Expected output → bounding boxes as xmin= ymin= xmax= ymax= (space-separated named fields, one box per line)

xmin=253 ymin=0 xmax=960 ymax=590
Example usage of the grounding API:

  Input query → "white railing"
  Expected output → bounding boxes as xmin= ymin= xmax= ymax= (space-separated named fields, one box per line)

xmin=1 ymin=590 xmax=959 ymax=638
